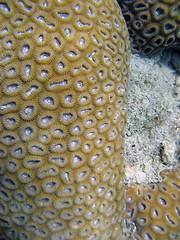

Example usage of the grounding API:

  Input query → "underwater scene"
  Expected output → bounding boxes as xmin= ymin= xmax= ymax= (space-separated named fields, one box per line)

xmin=0 ymin=0 xmax=179 ymax=239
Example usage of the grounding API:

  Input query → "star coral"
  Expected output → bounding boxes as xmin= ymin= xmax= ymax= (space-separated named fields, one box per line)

xmin=125 ymin=166 xmax=180 ymax=239
xmin=0 ymin=0 xmax=130 ymax=239
xmin=117 ymin=0 xmax=180 ymax=55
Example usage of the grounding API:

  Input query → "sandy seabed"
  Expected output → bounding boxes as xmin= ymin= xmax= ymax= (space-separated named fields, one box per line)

xmin=123 ymin=49 xmax=180 ymax=238
xmin=124 ymin=49 xmax=180 ymax=184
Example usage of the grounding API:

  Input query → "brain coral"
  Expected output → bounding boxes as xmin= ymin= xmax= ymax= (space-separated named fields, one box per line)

xmin=0 ymin=0 xmax=130 ymax=239
xmin=125 ymin=166 xmax=180 ymax=240
xmin=117 ymin=0 xmax=180 ymax=55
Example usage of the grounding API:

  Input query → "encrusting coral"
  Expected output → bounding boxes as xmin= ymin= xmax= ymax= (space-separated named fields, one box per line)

xmin=117 ymin=0 xmax=180 ymax=55
xmin=125 ymin=166 xmax=180 ymax=239
xmin=0 ymin=0 xmax=130 ymax=239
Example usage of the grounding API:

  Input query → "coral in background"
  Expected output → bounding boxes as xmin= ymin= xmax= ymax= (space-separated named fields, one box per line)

xmin=125 ymin=166 xmax=180 ymax=239
xmin=0 ymin=0 xmax=130 ymax=239
xmin=117 ymin=0 xmax=180 ymax=55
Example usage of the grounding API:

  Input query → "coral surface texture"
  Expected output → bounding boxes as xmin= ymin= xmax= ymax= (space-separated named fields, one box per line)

xmin=125 ymin=166 xmax=180 ymax=239
xmin=0 ymin=0 xmax=130 ymax=239
xmin=118 ymin=0 xmax=180 ymax=55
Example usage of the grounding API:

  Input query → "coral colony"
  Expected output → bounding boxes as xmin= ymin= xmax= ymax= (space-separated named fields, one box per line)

xmin=125 ymin=166 xmax=180 ymax=239
xmin=0 ymin=0 xmax=129 ymax=239
xmin=118 ymin=0 xmax=180 ymax=55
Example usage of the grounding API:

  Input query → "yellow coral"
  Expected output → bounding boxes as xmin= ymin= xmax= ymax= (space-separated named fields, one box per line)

xmin=0 ymin=0 xmax=130 ymax=239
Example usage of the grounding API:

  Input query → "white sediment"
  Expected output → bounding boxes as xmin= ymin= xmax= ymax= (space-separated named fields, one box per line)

xmin=124 ymin=50 xmax=180 ymax=183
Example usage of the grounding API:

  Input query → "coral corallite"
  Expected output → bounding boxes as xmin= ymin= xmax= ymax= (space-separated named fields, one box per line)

xmin=0 ymin=0 xmax=130 ymax=239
